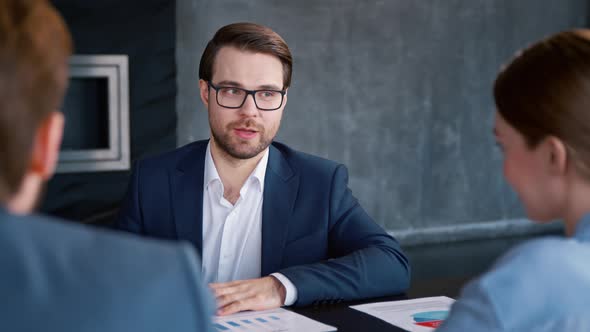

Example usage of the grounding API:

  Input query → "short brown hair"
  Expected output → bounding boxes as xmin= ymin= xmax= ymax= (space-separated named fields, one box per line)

xmin=0 ymin=0 xmax=72 ymax=202
xmin=199 ymin=22 xmax=293 ymax=88
xmin=494 ymin=30 xmax=590 ymax=179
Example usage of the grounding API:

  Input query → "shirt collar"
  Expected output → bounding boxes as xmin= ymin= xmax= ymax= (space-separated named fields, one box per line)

xmin=574 ymin=214 xmax=590 ymax=242
xmin=203 ymin=141 xmax=269 ymax=194
xmin=204 ymin=142 xmax=221 ymax=190
xmin=250 ymin=147 xmax=269 ymax=193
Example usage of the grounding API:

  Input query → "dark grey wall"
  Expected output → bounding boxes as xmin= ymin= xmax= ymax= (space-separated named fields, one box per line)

xmin=45 ymin=0 xmax=177 ymax=224
xmin=176 ymin=0 xmax=587 ymax=245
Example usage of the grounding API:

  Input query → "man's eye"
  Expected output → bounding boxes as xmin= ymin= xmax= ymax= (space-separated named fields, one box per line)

xmin=222 ymin=88 xmax=242 ymax=95
xmin=260 ymin=91 xmax=276 ymax=98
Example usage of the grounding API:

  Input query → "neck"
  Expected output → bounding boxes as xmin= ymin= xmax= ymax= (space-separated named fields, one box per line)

xmin=6 ymin=174 xmax=42 ymax=215
xmin=562 ymin=174 xmax=590 ymax=236
xmin=210 ymin=139 xmax=266 ymax=201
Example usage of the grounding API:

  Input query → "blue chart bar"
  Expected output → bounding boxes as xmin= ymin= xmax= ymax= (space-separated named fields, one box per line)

xmin=256 ymin=317 xmax=268 ymax=323
xmin=227 ymin=321 xmax=240 ymax=327
xmin=270 ymin=316 xmax=280 ymax=320
xmin=213 ymin=323 xmax=229 ymax=331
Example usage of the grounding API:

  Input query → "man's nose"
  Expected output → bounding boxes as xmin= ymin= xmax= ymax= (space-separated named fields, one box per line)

xmin=238 ymin=93 xmax=259 ymax=116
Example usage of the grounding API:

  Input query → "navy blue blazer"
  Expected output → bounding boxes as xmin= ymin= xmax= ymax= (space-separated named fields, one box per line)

xmin=116 ymin=140 xmax=410 ymax=306
xmin=0 ymin=207 xmax=213 ymax=332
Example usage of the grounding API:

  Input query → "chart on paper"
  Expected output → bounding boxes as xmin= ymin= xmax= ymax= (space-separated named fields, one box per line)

xmin=213 ymin=308 xmax=336 ymax=332
xmin=350 ymin=296 xmax=455 ymax=331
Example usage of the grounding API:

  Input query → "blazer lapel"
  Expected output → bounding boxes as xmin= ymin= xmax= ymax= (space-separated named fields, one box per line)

xmin=261 ymin=144 xmax=299 ymax=276
xmin=171 ymin=141 xmax=207 ymax=254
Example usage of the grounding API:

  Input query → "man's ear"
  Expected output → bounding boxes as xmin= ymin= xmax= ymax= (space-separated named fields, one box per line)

xmin=545 ymin=136 xmax=568 ymax=177
xmin=199 ymin=79 xmax=210 ymax=109
xmin=282 ymin=88 xmax=288 ymax=108
xmin=30 ymin=112 xmax=64 ymax=180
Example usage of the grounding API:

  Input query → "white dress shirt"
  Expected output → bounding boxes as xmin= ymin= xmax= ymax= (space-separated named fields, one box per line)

xmin=201 ymin=142 xmax=297 ymax=305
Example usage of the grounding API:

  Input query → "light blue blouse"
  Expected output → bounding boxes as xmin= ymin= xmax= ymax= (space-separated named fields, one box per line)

xmin=437 ymin=215 xmax=590 ymax=331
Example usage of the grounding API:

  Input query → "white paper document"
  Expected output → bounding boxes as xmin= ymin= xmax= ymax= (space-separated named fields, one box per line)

xmin=213 ymin=308 xmax=337 ymax=332
xmin=350 ymin=296 xmax=455 ymax=331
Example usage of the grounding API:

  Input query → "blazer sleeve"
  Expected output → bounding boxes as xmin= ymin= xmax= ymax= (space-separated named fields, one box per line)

xmin=278 ymin=164 xmax=411 ymax=306
xmin=114 ymin=161 xmax=144 ymax=234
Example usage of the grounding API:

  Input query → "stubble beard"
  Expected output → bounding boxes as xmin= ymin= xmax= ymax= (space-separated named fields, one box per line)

xmin=211 ymin=118 xmax=275 ymax=160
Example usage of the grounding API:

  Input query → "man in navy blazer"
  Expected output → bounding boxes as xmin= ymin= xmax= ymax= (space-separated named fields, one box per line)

xmin=0 ymin=1 xmax=213 ymax=331
xmin=116 ymin=22 xmax=410 ymax=315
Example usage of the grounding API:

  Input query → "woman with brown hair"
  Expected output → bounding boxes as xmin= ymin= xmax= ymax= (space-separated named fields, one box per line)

xmin=437 ymin=30 xmax=590 ymax=331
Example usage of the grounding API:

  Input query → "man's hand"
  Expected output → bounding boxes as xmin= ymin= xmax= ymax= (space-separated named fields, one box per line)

xmin=210 ymin=276 xmax=286 ymax=316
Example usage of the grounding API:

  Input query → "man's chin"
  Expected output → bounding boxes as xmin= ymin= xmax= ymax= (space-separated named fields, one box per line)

xmin=229 ymin=148 xmax=264 ymax=160
xmin=211 ymin=129 xmax=272 ymax=160
xmin=227 ymin=141 xmax=269 ymax=160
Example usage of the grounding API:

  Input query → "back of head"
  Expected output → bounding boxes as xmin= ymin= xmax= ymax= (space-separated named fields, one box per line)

xmin=494 ymin=29 xmax=590 ymax=180
xmin=199 ymin=22 xmax=293 ymax=88
xmin=0 ymin=0 xmax=72 ymax=203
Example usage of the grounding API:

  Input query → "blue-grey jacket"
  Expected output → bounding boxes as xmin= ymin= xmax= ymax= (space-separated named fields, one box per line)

xmin=0 ymin=206 xmax=213 ymax=332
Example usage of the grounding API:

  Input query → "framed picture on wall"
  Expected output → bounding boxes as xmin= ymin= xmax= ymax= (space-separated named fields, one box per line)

xmin=57 ymin=55 xmax=130 ymax=173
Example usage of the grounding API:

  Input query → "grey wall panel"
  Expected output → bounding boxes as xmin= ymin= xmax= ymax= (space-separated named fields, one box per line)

xmin=176 ymin=0 xmax=587 ymax=243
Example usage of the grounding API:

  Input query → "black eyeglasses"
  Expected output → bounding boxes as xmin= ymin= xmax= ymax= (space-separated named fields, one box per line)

xmin=208 ymin=81 xmax=286 ymax=111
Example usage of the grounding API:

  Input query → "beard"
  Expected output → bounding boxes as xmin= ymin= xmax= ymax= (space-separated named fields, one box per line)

xmin=211 ymin=118 xmax=275 ymax=160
